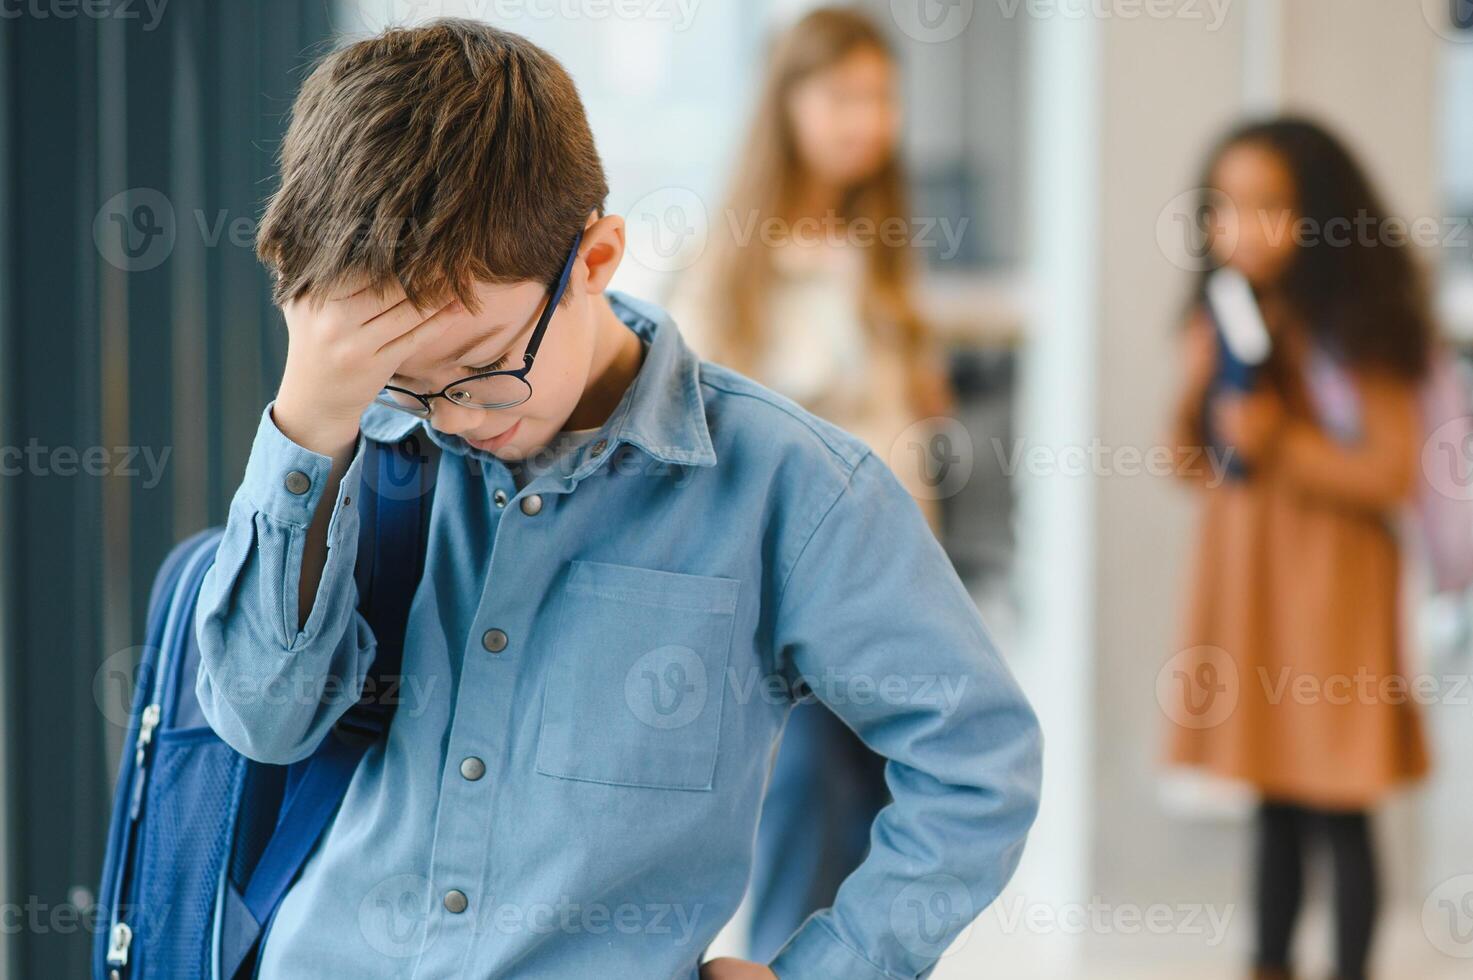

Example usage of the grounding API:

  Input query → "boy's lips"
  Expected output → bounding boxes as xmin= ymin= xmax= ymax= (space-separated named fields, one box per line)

xmin=466 ymin=419 xmax=521 ymax=452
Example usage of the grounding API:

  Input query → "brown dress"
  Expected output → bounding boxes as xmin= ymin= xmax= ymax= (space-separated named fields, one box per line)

xmin=1163 ymin=310 xmax=1430 ymax=810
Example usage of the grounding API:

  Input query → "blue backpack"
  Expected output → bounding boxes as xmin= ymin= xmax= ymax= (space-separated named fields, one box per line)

xmin=94 ymin=431 xmax=440 ymax=980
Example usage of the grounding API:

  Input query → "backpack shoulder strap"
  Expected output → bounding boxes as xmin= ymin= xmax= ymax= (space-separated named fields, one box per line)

xmin=219 ymin=430 xmax=439 ymax=980
xmin=341 ymin=428 xmax=440 ymax=739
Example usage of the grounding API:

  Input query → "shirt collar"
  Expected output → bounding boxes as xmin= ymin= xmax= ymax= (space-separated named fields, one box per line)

xmin=357 ymin=290 xmax=717 ymax=476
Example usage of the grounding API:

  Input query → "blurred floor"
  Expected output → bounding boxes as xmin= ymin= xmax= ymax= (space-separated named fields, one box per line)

xmin=711 ymin=887 xmax=1462 ymax=977
xmin=932 ymin=900 xmax=1463 ymax=979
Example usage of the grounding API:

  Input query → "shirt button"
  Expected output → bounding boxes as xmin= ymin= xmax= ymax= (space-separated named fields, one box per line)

xmin=590 ymin=438 xmax=607 ymax=457
xmin=443 ymin=890 xmax=468 ymax=914
xmin=520 ymin=494 xmax=543 ymax=516
xmin=460 ymin=757 xmax=485 ymax=781
xmin=481 ymin=628 xmax=508 ymax=653
xmin=284 ymin=470 xmax=311 ymax=495
xmin=493 ymin=488 xmax=508 ymax=508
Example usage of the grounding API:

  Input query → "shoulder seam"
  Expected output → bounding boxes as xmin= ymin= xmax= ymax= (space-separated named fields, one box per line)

xmin=773 ymin=448 xmax=876 ymax=615
xmin=697 ymin=367 xmax=865 ymax=474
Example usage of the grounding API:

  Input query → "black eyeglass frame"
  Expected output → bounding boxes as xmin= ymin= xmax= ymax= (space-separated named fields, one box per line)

xmin=376 ymin=227 xmax=585 ymax=417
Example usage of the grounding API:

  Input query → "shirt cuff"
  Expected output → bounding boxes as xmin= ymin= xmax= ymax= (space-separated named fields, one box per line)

xmin=768 ymin=918 xmax=900 ymax=980
xmin=241 ymin=400 xmax=364 ymax=530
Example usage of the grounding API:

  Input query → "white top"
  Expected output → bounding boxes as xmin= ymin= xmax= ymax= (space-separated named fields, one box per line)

xmin=667 ymin=240 xmax=921 ymax=489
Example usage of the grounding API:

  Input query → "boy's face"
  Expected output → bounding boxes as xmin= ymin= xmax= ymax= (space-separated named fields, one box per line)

xmin=385 ymin=217 xmax=625 ymax=461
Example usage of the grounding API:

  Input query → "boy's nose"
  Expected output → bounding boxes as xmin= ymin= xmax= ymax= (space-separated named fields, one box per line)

xmin=427 ymin=401 xmax=485 ymax=437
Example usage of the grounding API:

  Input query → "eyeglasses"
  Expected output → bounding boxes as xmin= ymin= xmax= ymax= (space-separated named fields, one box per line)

xmin=375 ymin=228 xmax=584 ymax=418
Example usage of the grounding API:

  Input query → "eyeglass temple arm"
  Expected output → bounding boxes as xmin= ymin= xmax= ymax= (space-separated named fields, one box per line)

xmin=520 ymin=228 xmax=585 ymax=367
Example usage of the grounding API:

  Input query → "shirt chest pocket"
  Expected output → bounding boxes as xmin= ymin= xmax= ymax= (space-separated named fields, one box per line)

xmin=535 ymin=560 xmax=740 ymax=792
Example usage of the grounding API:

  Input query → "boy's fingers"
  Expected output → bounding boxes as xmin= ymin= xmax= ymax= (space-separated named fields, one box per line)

xmin=366 ymin=296 xmax=456 ymax=351
xmin=374 ymin=302 xmax=456 ymax=365
xmin=306 ymin=270 xmax=394 ymax=314
xmin=337 ymin=277 xmax=410 ymax=324
xmin=321 ymin=269 xmax=377 ymax=302
xmin=362 ymin=294 xmax=429 ymax=341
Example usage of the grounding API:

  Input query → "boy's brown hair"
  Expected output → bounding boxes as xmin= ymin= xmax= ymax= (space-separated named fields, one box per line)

xmin=257 ymin=18 xmax=608 ymax=313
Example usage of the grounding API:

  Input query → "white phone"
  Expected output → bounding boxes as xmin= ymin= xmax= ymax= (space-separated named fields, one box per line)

xmin=1205 ymin=267 xmax=1271 ymax=367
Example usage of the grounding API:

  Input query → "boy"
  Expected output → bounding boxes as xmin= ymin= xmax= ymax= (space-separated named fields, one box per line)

xmin=195 ymin=18 xmax=1041 ymax=980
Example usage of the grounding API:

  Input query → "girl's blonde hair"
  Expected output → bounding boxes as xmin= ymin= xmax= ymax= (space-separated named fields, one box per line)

xmin=702 ymin=6 xmax=925 ymax=374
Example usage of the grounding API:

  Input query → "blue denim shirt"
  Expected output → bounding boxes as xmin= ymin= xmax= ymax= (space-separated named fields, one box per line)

xmin=195 ymin=291 xmax=1042 ymax=979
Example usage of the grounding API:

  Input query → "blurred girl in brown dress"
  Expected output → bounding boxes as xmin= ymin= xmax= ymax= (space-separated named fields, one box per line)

xmin=1164 ymin=118 xmax=1434 ymax=980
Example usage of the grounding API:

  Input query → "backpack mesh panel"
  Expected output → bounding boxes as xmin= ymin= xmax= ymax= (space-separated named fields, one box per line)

xmin=136 ymin=732 xmax=243 ymax=979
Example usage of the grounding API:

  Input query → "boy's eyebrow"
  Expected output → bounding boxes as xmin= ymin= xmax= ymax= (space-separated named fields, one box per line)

xmin=390 ymin=317 xmax=533 ymax=384
xmin=446 ymin=323 xmax=513 ymax=364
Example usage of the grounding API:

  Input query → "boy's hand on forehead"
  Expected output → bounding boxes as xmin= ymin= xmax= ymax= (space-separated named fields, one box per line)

xmin=272 ymin=271 xmax=456 ymax=456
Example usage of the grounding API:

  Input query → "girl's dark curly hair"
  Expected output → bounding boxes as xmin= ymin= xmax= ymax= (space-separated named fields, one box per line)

xmin=1193 ymin=116 xmax=1434 ymax=379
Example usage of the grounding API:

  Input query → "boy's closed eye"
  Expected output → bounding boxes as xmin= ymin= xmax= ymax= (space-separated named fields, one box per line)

xmin=465 ymin=353 xmax=512 ymax=375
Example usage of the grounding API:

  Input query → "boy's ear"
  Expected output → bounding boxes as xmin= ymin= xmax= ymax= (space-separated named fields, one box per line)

xmin=577 ymin=213 xmax=625 ymax=296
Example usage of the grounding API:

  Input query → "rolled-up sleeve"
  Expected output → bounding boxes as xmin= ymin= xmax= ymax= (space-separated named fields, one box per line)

xmin=767 ymin=451 xmax=1044 ymax=980
xmin=193 ymin=400 xmax=378 ymax=764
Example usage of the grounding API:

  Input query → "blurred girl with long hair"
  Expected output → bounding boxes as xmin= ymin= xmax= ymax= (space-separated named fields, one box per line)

xmin=1164 ymin=117 xmax=1433 ymax=980
xmin=669 ymin=5 xmax=953 ymax=960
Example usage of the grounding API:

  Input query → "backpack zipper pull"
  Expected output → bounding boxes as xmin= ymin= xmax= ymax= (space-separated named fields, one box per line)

xmin=106 ymin=920 xmax=133 ymax=976
xmin=134 ymin=704 xmax=160 ymax=768
xmin=129 ymin=705 xmax=161 ymax=819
